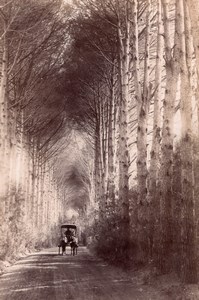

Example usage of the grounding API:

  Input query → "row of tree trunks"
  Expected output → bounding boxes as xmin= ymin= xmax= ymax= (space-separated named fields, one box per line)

xmin=19 ymin=0 xmax=197 ymax=284
xmin=0 ymin=0 xmax=72 ymax=258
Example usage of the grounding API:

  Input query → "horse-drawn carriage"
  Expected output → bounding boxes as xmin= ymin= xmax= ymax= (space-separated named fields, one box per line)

xmin=58 ymin=224 xmax=78 ymax=256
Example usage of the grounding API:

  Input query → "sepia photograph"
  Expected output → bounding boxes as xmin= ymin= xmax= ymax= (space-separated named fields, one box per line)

xmin=0 ymin=0 xmax=199 ymax=299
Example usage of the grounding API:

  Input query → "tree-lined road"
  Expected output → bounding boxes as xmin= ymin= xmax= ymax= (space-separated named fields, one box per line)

xmin=1 ymin=0 xmax=199 ymax=286
xmin=0 ymin=247 xmax=169 ymax=300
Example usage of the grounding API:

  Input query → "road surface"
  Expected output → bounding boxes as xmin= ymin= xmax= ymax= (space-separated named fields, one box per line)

xmin=0 ymin=247 xmax=170 ymax=300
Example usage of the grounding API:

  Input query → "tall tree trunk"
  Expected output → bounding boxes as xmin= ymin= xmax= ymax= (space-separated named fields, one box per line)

xmin=185 ymin=0 xmax=199 ymax=74
xmin=94 ymin=119 xmax=105 ymax=219
xmin=180 ymin=0 xmax=198 ymax=283
xmin=0 ymin=31 xmax=8 ymax=216
xmin=159 ymin=0 xmax=179 ymax=273
xmin=148 ymin=0 xmax=163 ymax=259
xmin=132 ymin=0 xmax=151 ymax=261
xmin=99 ymin=97 xmax=106 ymax=215
xmin=106 ymin=67 xmax=116 ymax=212
xmin=31 ymin=140 xmax=38 ymax=233
xmin=186 ymin=0 xmax=199 ymax=143
xmin=117 ymin=0 xmax=130 ymax=256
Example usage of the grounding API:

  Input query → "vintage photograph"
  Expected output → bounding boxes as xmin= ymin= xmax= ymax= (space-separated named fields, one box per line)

xmin=0 ymin=0 xmax=199 ymax=299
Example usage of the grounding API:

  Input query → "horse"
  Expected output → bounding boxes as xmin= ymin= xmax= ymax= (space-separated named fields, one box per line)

xmin=58 ymin=239 xmax=66 ymax=255
xmin=70 ymin=240 xmax=78 ymax=256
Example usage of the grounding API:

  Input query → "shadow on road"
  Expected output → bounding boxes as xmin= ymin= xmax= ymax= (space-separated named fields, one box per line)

xmin=0 ymin=247 xmax=170 ymax=300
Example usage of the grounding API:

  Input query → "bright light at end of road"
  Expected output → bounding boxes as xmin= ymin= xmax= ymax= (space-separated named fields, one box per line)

xmin=65 ymin=208 xmax=79 ymax=219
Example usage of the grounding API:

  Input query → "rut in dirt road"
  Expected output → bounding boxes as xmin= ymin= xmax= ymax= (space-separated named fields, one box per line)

xmin=0 ymin=247 xmax=169 ymax=300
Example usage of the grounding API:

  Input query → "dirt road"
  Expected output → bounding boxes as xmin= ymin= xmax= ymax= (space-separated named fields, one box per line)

xmin=0 ymin=247 xmax=171 ymax=300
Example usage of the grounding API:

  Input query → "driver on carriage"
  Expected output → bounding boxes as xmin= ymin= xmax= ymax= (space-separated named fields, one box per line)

xmin=64 ymin=228 xmax=73 ymax=242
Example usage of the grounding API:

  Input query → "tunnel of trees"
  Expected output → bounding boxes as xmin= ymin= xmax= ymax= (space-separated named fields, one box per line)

xmin=0 ymin=0 xmax=199 ymax=284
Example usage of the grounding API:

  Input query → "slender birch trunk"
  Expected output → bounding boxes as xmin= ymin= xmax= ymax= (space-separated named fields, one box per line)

xmin=117 ymin=0 xmax=130 ymax=255
xmin=185 ymin=0 xmax=199 ymax=140
xmin=131 ymin=1 xmax=141 ymax=242
xmin=185 ymin=0 xmax=199 ymax=74
xmin=94 ymin=129 xmax=100 ymax=204
xmin=132 ymin=0 xmax=151 ymax=261
xmin=0 ymin=31 xmax=8 ymax=214
xmin=148 ymin=0 xmax=163 ymax=259
xmin=99 ymin=98 xmax=106 ymax=214
xmin=158 ymin=0 xmax=180 ymax=273
xmin=94 ymin=117 xmax=105 ymax=218
xmin=38 ymin=159 xmax=45 ymax=228
xmin=31 ymin=140 xmax=38 ymax=232
xmin=179 ymin=0 xmax=198 ymax=283
xmin=106 ymin=66 xmax=116 ymax=212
